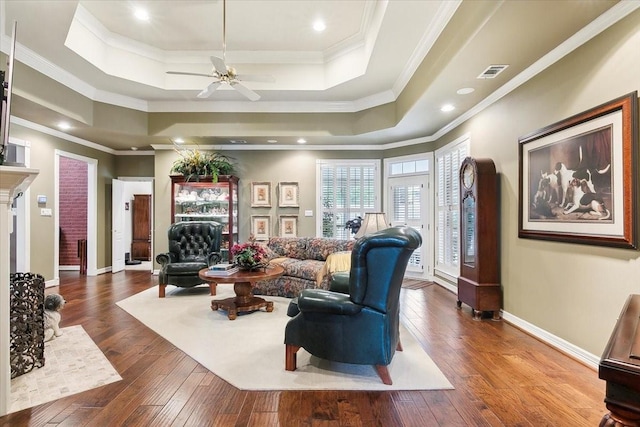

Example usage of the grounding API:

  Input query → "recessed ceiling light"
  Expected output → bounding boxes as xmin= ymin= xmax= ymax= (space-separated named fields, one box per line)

xmin=267 ymin=139 xmax=278 ymax=143
xmin=440 ymin=104 xmax=455 ymax=112
xmin=457 ymin=87 xmax=475 ymax=95
xmin=173 ymin=137 xmax=185 ymax=144
xmin=313 ymin=20 xmax=326 ymax=32
xmin=57 ymin=122 xmax=71 ymax=130
xmin=297 ymin=138 xmax=307 ymax=144
xmin=134 ymin=8 xmax=150 ymax=22
xmin=131 ymin=147 xmax=138 ymax=151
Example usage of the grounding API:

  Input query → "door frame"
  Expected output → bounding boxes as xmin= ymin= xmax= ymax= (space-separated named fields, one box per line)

xmin=116 ymin=177 xmax=155 ymax=273
xmin=54 ymin=150 xmax=98 ymax=280
xmin=112 ymin=179 xmax=126 ymax=273
xmin=383 ymin=152 xmax=434 ymax=280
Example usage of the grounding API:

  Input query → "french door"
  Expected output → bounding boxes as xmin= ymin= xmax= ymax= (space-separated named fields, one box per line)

xmin=387 ymin=175 xmax=428 ymax=276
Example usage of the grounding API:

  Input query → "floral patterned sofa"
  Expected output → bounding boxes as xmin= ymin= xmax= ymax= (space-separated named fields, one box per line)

xmin=254 ymin=237 xmax=355 ymax=297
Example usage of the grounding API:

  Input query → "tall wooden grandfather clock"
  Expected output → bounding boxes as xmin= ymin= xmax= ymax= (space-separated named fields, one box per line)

xmin=457 ymin=157 xmax=502 ymax=320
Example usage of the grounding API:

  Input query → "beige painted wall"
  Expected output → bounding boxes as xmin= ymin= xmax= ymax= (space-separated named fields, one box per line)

xmin=9 ymin=124 xmax=117 ymax=279
xmin=389 ymin=9 xmax=640 ymax=356
xmin=153 ymin=149 xmax=381 ymax=265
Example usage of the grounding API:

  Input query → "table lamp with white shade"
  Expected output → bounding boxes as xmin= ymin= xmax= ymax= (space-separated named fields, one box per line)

xmin=354 ymin=212 xmax=389 ymax=239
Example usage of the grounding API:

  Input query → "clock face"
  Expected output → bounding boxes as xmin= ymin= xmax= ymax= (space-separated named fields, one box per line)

xmin=462 ymin=163 xmax=475 ymax=189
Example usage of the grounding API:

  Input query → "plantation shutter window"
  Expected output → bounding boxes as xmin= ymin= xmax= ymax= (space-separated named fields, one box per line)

xmin=318 ymin=160 xmax=380 ymax=239
xmin=435 ymin=139 xmax=469 ymax=279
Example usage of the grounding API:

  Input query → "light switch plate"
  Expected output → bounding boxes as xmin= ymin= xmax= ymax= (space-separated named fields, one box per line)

xmin=37 ymin=195 xmax=47 ymax=204
xmin=40 ymin=208 xmax=52 ymax=217
xmin=304 ymin=210 xmax=313 ymax=217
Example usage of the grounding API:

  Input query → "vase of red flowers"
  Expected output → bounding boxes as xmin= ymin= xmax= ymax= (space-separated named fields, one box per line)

xmin=230 ymin=240 xmax=269 ymax=271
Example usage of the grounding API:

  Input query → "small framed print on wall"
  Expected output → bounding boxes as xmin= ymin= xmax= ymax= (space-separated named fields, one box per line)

xmin=279 ymin=215 xmax=298 ymax=238
xmin=278 ymin=182 xmax=299 ymax=207
xmin=251 ymin=182 xmax=271 ymax=208
xmin=251 ymin=215 xmax=271 ymax=240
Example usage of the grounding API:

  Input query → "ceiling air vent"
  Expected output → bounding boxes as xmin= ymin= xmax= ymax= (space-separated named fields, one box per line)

xmin=477 ymin=64 xmax=508 ymax=79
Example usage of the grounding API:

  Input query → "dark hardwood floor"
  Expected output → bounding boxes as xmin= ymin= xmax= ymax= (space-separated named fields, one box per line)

xmin=2 ymin=270 xmax=606 ymax=426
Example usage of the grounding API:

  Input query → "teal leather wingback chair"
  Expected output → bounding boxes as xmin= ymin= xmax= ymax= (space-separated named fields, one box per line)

xmin=284 ymin=226 xmax=422 ymax=385
xmin=156 ymin=221 xmax=223 ymax=297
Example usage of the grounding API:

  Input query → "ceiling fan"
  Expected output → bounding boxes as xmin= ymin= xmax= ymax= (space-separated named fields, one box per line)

xmin=166 ymin=0 xmax=273 ymax=101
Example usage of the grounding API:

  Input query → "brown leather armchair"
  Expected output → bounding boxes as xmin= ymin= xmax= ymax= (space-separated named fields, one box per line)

xmin=156 ymin=221 xmax=223 ymax=297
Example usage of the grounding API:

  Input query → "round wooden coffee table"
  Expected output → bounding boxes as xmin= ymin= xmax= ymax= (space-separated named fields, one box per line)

xmin=199 ymin=264 xmax=284 ymax=320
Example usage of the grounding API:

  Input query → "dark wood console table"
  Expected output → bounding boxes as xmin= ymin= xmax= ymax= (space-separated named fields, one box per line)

xmin=599 ymin=294 xmax=640 ymax=426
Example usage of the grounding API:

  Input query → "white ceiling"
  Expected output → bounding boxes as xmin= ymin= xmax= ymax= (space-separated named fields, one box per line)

xmin=1 ymin=0 xmax=634 ymax=151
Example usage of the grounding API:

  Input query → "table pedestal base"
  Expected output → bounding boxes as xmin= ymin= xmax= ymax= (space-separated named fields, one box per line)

xmin=211 ymin=281 xmax=274 ymax=320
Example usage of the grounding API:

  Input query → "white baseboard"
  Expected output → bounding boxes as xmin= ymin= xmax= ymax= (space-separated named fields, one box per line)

xmin=500 ymin=310 xmax=599 ymax=369
xmin=433 ymin=277 xmax=457 ymax=294
xmin=431 ymin=282 xmax=599 ymax=370
xmin=59 ymin=266 xmax=79 ymax=271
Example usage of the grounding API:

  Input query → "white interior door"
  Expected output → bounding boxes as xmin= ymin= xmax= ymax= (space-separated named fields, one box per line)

xmin=112 ymin=179 xmax=125 ymax=273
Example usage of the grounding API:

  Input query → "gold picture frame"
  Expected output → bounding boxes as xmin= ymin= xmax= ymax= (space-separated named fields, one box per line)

xmin=278 ymin=182 xmax=299 ymax=207
xmin=251 ymin=182 xmax=271 ymax=207
xmin=251 ymin=215 xmax=271 ymax=240
xmin=279 ymin=215 xmax=298 ymax=238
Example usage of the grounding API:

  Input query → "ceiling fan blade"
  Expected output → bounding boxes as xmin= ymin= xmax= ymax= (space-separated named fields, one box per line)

xmin=236 ymin=74 xmax=275 ymax=83
xmin=166 ymin=71 xmax=214 ymax=78
xmin=197 ymin=81 xmax=222 ymax=98
xmin=231 ymin=81 xmax=260 ymax=101
xmin=210 ymin=56 xmax=228 ymax=75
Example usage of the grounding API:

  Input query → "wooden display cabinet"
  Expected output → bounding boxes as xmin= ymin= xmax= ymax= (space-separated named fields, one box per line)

xmin=170 ymin=175 xmax=239 ymax=249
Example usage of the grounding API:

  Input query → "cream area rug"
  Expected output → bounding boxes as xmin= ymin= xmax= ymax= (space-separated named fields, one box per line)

xmin=10 ymin=325 xmax=122 ymax=414
xmin=116 ymin=286 xmax=453 ymax=391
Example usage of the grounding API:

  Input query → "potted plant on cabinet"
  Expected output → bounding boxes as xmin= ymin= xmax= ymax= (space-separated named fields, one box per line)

xmin=171 ymin=148 xmax=235 ymax=182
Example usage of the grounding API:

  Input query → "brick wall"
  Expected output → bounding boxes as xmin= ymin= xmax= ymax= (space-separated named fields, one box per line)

xmin=59 ymin=157 xmax=88 ymax=266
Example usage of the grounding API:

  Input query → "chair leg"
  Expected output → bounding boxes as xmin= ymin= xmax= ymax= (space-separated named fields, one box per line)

xmin=209 ymin=283 xmax=216 ymax=296
xmin=397 ymin=339 xmax=403 ymax=351
xmin=159 ymin=284 xmax=166 ymax=298
xmin=374 ymin=365 xmax=393 ymax=385
xmin=285 ymin=344 xmax=300 ymax=371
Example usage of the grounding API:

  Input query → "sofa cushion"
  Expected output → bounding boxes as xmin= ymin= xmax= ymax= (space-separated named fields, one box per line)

xmin=277 ymin=258 xmax=325 ymax=283
xmin=256 ymin=242 xmax=279 ymax=261
xmin=267 ymin=237 xmax=308 ymax=259
xmin=305 ymin=238 xmax=355 ymax=261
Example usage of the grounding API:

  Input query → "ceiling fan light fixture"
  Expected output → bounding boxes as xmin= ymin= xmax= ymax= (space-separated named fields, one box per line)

xmin=165 ymin=0 xmax=272 ymax=101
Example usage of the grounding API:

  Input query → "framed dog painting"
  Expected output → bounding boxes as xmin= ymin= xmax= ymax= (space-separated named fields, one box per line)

xmin=518 ymin=91 xmax=638 ymax=249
